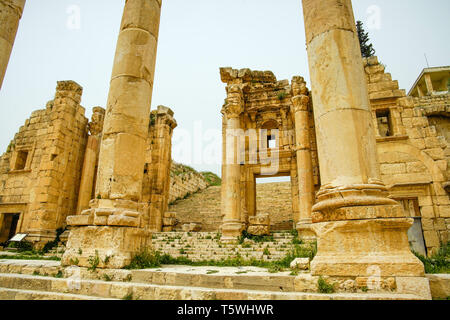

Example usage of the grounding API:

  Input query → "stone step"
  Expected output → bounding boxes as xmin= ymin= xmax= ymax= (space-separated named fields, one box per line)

xmin=0 ymin=272 xmax=423 ymax=301
xmin=0 ymin=287 xmax=116 ymax=300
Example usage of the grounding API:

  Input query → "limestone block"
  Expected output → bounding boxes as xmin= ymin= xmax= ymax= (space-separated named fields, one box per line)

xmin=164 ymin=212 xmax=176 ymax=219
xmin=421 ymin=218 xmax=435 ymax=231
xmin=294 ymin=274 xmax=319 ymax=292
xmin=67 ymin=214 xmax=94 ymax=226
xmin=426 ymin=274 xmax=450 ymax=300
xmin=396 ymin=277 xmax=432 ymax=300
xmin=247 ymin=225 xmax=270 ymax=236
xmin=182 ymin=223 xmax=202 ymax=232
xmin=423 ymin=230 xmax=440 ymax=248
xmin=163 ymin=217 xmax=177 ymax=227
xmin=439 ymin=206 xmax=450 ymax=218
xmin=107 ymin=214 xmax=140 ymax=227
xmin=61 ymin=226 xmax=152 ymax=269
xmin=311 ymin=217 xmax=425 ymax=277
xmin=290 ymin=258 xmax=310 ymax=270
xmin=248 ymin=214 xmax=270 ymax=226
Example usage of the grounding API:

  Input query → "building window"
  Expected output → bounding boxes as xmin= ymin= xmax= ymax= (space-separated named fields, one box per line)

xmin=267 ymin=134 xmax=276 ymax=149
xmin=376 ymin=109 xmax=393 ymax=137
xmin=14 ymin=150 xmax=29 ymax=170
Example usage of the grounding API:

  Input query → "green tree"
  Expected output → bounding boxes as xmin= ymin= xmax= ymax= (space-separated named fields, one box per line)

xmin=356 ymin=20 xmax=376 ymax=58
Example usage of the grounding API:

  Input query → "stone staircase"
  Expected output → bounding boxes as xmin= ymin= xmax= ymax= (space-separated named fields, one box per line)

xmin=169 ymin=186 xmax=222 ymax=232
xmin=151 ymin=231 xmax=300 ymax=262
xmin=0 ymin=259 xmax=426 ymax=300
xmin=169 ymin=182 xmax=295 ymax=232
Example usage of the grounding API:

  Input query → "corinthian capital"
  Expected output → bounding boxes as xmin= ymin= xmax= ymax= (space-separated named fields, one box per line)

xmin=291 ymin=95 xmax=310 ymax=113
xmin=222 ymin=103 xmax=244 ymax=119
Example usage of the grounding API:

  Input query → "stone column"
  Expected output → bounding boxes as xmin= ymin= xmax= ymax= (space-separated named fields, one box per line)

xmin=148 ymin=106 xmax=177 ymax=232
xmin=290 ymin=76 xmax=315 ymax=240
xmin=63 ymin=0 xmax=162 ymax=269
xmin=221 ymin=85 xmax=244 ymax=240
xmin=0 ymin=0 xmax=25 ymax=89
xmin=76 ymin=107 xmax=105 ymax=214
xmin=302 ymin=0 xmax=425 ymax=278
xmin=424 ymin=73 xmax=434 ymax=95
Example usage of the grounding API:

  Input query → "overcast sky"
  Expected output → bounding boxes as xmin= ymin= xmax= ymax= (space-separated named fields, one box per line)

xmin=0 ymin=0 xmax=449 ymax=180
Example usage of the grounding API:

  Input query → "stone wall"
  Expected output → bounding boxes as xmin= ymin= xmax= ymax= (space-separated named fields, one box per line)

xmin=256 ymin=182 xmax=293 ymax=230
xmin=0 ymin=81 xmax=88 ymax=244
xmin=0 ymin=84 xmax=183 ymax=243
xmin=365 ymin=56 xmax=450 ymax=255
xmin=169 ymin=163 xmax=210 ymax=204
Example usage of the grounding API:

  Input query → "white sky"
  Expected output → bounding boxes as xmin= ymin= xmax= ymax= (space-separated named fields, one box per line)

xmin=0 ymin=0 xmax=449 ymax=180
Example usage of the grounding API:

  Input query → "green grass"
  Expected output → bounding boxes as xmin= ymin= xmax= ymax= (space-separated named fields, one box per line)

xmin=122 ymin=293 xmax=133 ymax=300
xmin=124 ymin=242 xmax=317 ymax=273
xmin=206 ymin=270 xmax=220 ymax=274
xmin=200 ymin=171 xmax=222 ymax=186
xmin=413 ymin=242 xmax=450 ymax=274
xmin=277 ymin=92 xmax=287 ymax=100
xmin=318 ymin=277 xmax=335 ymax=294
xmin=88 ymin=251 xmax=100 ymax=271
xmin=238 ymin=231 xmax=274 ymax=244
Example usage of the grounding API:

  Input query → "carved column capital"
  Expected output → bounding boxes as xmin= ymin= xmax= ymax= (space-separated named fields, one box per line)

xmin=89 ymin=107 xmax=105 ymax=136
xmin=291 ymin=95 xmax=310 ymax=113
xmin=222 ymin=103 xmax=244 ymax=119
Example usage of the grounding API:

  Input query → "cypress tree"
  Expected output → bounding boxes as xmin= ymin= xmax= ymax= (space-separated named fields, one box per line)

xmin=356 ymin=20 xmax=376 ymax=58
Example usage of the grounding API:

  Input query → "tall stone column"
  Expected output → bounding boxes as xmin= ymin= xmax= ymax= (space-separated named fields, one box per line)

xmin=0 ymin=0 xmax=25 ymax=89
xmin=290 ymin=76 xmax=315 ymax=240
xmin=302 ymin=0 xmax=425 ymax=278
xmin=221 ymin=85 xmax=244 ymax=240
xmin=63 ymin=0 xmax=162 ymax=269
xmin=148 ymin=106 xmax=177 ymax=232
xmin=76 ymin=107 xmax=105 ymax=214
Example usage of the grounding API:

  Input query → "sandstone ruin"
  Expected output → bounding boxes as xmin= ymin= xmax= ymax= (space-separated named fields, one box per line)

xmin=0 ymin=0 xmax=449 ymax=300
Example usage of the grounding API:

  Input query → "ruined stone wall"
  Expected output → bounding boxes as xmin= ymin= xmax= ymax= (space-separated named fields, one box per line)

xmin=365 ymin=57 xmax=450 ymax=255
xmin=0 ymin=81 xmax=88 ymax=244
xmin=169 ymin=163 xmax=209 ymax=204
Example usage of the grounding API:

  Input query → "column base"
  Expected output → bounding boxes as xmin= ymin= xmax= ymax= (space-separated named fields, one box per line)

xmin=310 ymin=210 xmax=425 ymax=277
xmin=67 ymin=199 xmax=143 ymax=228
xmin=221 ymin=220 xmax=244 ymax=242
xmin=61 ymin=225 xmax=151 ymax=269
xmin=296 ymin=219 xmax=316 ymax=241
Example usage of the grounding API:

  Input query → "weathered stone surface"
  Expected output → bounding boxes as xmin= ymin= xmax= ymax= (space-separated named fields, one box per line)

xmin=249 ymin=214 xmax=270 ymax=226
xmin=0 ymin=0 xmax=26 ymax=89
xmin=181 ymin=223 xmax=202 ymax=232
xmin=247 ymin=225 xmax=270 ymax=236
xmin=62 ymin=226 xmax=151 ymax=269
xmin=290 ymin=258 xmax=310 ymax=270
xmin=426 ymin=274 xmax=450 ymax=300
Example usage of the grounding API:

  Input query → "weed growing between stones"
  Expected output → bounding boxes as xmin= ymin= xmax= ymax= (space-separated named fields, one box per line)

xmin=413 ymin=242 xmax=450 ymax=274
xmin=88 ymin=250 xmax=100 ymax=271
xmin=318 ymin=277 xmax=335 ymax=294
xmin=238 ymin=230 xmax=274 ymax=244
xmin=125 ymin=242 xmax=317 ymax=273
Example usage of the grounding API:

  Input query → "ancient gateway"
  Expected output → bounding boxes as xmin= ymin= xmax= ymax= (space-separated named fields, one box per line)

xmin=0 ymin=0 xmax=449 ymax=300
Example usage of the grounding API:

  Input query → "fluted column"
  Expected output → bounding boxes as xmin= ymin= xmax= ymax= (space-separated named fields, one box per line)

xmin=221 ymin=85 xmax=244 ymax=240
xmin=302 ymin=0 xmax=425 ymax=278
xmin=290 ymin=77 xmax=315 ymax=239
xmin=0 ymin=0 xmax=25 ymax=89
